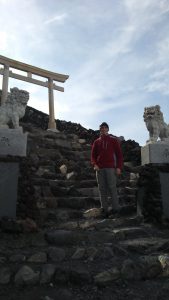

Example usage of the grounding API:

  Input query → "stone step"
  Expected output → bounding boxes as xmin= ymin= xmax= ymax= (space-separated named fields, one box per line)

xmin=36 ymin=194 xmax=101 ymax=210
xmin=43 ymin=213 xmax=140 ymax=232
xmin=119 ymin=237 xmax=169 ymax=254
xmin=122 ymin=194 xmax=136 ymax=201
xmin=48 ymin=178 xmax=136 ymax=190
xmin=35 ymin=137 xmax=73 ymax=149
xmin=36 ymin=192 xmax=136 ymax=214
xmin=124 ymin=186 xmax=138 ymax=195
xmin=77 ymin=187 xmax=99 ymax=197
xmin=45 ymin=227 xmax=148 ymax=246
xmin=39 ymin=207 xmax=83 ymax=224
xmin=55 ymin=196 xmax=100 ymax=209
xmin=49 ymin=179 xmax=97 ymax=188
xmin=118 ymin=179 xmax=134 ymax=187
xmin=75 ymin=179 xmax=97 ymax=188
xmin=112 ymin=226 xmax=150 ymax=240
xmin=118 ymin=186 xmax=138 ymax=195
xmin=1 ymin=215 xmax=169 ymax=298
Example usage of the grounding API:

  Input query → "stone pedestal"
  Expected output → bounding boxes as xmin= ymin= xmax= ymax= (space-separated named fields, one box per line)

xmin=0 ymin=162 xmax=19 ymax=218
xmin=0 ymin=127 xmax=27 ymax=156
xmin=160 ymin=172 xmax=169 ymax=219
xmin=141 ymin=143 xmax=169 ymax=165
xmin=0 ymin=128 xmax=27 ymax=219
xmin=136 ymin=164 xmax=169 ymax=222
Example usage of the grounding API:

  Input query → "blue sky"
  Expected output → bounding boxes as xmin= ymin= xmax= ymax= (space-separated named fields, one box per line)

xmin=0 ymin=0 xmax=169 ymax=145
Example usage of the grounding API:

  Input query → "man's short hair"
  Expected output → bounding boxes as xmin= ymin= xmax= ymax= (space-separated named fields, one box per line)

xmin=99 ymin=122 xmax=109 ymax=130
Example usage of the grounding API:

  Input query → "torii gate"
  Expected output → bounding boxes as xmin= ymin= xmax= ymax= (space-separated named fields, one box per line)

xmin=0 ymin=55 xmax=69 ymax=130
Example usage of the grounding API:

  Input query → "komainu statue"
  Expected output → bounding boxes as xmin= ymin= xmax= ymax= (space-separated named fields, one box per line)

xmin=143 ymin=105 xmax=169 ymax=143
xmin=0 ymin=87 xmax=29 ymax=129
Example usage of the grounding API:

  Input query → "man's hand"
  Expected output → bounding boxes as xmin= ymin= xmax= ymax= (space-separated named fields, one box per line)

xmin=94 ymin=164 xmax=99 ymax=171
xmin=116 ymin=168 xmax=121 ymax=176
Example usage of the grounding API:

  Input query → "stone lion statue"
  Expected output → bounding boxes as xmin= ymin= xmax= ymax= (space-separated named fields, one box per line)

xmin=0 ymin=87 xmax=29 ymax=129
xmin=143 ymin=105 xmax=169 ymax=143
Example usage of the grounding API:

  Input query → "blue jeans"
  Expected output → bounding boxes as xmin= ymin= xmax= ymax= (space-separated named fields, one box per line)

xmin=96 ymin=168 xmax=119 ymax=211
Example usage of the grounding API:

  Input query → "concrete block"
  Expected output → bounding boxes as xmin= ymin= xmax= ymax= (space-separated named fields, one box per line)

xmin=160 ymin=172 xmax=169 ymax=219
xmin=141 ymin=143 xmax=169 ymax=165
xmin=0 ymin=162 xmax=19 ymax=218
xmin=0 ymin=128 xmax=27 ymax=156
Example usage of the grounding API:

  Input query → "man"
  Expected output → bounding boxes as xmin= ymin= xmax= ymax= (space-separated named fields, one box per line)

xmin=91 ymin=122 xmax=123 ymax=216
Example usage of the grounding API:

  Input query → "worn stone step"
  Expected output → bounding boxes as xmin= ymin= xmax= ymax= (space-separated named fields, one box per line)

xmin=49 ymin=179 xmax=98 ymax=189
xmin=119 ymin=237 xmax=169 ymax=255
xmin=77 ymin=187 xmax=99 ymax=197
xmin=124 ymin=186 xmax=138 ymax=195
xmin=36 ymin=195 xmax=100 ymax=211
xmin=123 ymin=194 xmax=136 ymax=201
xmin=49 ymin=179 xmax=76 ymax=187
xmin=129 ymin=179 xmax=138 ymax=187
xmin=45 ymin=229 xmax=117 ymax=246
xmin=112 ymin=226 xmax=151 ymax=240
xmin=118 ymin=179 xmax=132 ymax=187
xmin=102 ymin=215 xmax=144 ymax=229
xmin=35 ymin=148 xmax=68 ymax=159
xmin=75 ymin=179 xmax=97 ymax=188
xmin=56 ymin=196 xmax=100 ymax=209
xmin=32 ymin=177 xmax=52 ymax=186
xmin=39 ymin=207 xmax=83 ymax=224
xmin=34 ymin=136 xmax=72 ymax=149
xmin=28 ymin=131 xmax=68 ymax=140
xmin=79 ymin=214 xmax=141 ymax=231
xmin=42 ymin=205 xmax=137 ymax=231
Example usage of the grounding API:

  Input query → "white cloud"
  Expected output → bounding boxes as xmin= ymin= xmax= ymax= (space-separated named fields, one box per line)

xmin=0 ymin=31 xmax=7 ymax=50
xmin=144 ymin=81 xmax=169 ymax=95
xmin=157 ymin=37 xmax=169 ymax=62
xmin=150 ymin=68 xmax=169 ymax=79
xmin=44 ymin=13 xmax=67 ymax=25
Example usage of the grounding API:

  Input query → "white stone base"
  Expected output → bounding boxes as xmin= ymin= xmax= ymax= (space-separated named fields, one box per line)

xmin=0 ymin=128 xmax=27 ymax=157
xmin=141 ymin=143 xmax=169 ymax=165
xmin=47 ymin=128 xmax=60 ymax=133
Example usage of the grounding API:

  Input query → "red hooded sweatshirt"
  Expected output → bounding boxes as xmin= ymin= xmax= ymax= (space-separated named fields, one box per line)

xmin=91 ymin=134 xmax=123 ymax=170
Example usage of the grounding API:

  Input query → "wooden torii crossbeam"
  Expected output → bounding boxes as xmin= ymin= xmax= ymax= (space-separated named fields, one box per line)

xmin=0 ymin=55 xmax=69 ymax=130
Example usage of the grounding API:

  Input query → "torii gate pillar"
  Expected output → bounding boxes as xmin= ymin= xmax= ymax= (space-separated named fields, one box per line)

xmin=48 ymin=78 xmax=56 ymax=130
xmin=1 ymin=64 xmax=9 ymax=105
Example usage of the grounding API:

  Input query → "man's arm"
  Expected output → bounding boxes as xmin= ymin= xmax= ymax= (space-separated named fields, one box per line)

xmin=91 ymin=141 xmax=99 ymax=170
xmin=114 ymin=139 xmax=123 ymax=174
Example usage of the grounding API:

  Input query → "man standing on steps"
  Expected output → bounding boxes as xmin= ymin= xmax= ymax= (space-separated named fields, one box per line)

xmin=91 ymin=122 xmax=123 ymax=216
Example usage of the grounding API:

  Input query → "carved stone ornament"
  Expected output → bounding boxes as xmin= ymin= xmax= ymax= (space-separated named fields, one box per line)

xmin=143 ymin=105 xmax=169 ymax=144
xmin=0 ymin=87 xmax=29 ymax=129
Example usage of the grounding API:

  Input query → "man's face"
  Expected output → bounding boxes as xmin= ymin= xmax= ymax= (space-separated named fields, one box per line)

xmin=100 ymin=126 xmax=109 ymax=135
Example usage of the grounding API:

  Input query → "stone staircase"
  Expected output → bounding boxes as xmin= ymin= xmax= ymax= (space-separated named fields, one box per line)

xmin=1 ymin=128 xmax=169 ymax=300
xmin=17 ymin=128 xmax=138 ymax=224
